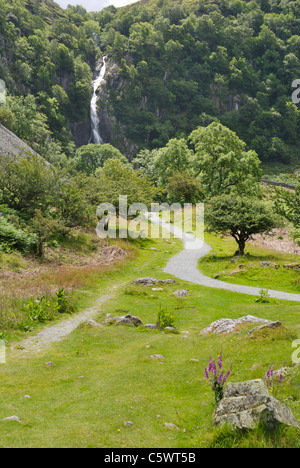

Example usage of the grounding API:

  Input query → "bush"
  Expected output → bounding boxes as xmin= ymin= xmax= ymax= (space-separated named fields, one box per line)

xmin=0 ymin=217 xmax=37 ymax=254
xmin=21 ymin=289 xmax=76 ymax=325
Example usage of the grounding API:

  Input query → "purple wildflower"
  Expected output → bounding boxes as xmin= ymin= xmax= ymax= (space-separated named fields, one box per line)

xmin=217 ymin=354 xmax=223 ymax=369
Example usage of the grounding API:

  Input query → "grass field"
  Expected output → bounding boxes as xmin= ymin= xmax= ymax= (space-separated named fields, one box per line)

xmin=0 ymin=231 xmax=299 ymax=448
xmin=199 ymin=232 xmax=300 ymax=294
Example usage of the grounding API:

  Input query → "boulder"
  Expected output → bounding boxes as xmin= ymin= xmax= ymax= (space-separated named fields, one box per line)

xmin=247 ymin=321 xmax=282 ymax=335
xmin=200 ymin=316 xmax=271 ymax=335
xmin=213 ymin=379 xmax=299 ymax=430
xmin=106 ymin=314 xmax=144 ymax=327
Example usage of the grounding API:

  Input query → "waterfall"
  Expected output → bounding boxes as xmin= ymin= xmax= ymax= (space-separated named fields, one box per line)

xmin=89 ymin=56 xmax=107 ymax=145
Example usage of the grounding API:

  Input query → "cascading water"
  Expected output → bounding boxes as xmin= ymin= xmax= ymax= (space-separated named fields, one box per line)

xmin=89 ymin=56 xmax=107 ymax=144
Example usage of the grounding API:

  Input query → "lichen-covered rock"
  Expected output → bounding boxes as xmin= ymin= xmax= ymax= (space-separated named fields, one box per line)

xmin=213 ymin=379 xmax=299 ymax=430
xmin=200 ymin=316 xmax=271 ymax=335
xmin=247 ymin=321 xmax=282 ymax=335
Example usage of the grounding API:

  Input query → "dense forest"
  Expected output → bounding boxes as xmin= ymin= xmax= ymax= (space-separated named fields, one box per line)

xmin=0 ymin=0 xmax=299 ymax=257
xmin=1 ymin=0 xmax=300 ymax=166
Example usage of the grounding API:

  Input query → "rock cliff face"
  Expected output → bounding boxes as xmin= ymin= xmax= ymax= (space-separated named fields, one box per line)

xmin=0 ymin=123 xmax=38 ymax=158
xmin=70 ymin=120 xmax=91 ymax=148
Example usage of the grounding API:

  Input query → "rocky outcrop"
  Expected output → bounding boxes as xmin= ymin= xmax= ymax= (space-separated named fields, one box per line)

xmin=200 ymin=316 xmax=272 ymax=335
xmin=0 ymin=123 xmax=38 ymax=158
xmin=213 ymin=379 xmax=299 ymax=430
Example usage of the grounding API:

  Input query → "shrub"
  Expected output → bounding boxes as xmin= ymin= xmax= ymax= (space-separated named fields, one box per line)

xmin=254 ymin=290 xmax=271 ymax=303
xmin=0 ymin=217 xmax=37 ymax=254
xmin=156 ymin=305 xmax=175 ymax=329
xmin=21 ymin=289 xmax=76 ymax=324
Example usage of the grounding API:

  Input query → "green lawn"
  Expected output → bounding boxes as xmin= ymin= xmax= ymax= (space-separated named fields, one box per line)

xmin=199 ymin=232 xmax=300 ymax=294
xmin=0 ymin=235 xmax=299 ymax=448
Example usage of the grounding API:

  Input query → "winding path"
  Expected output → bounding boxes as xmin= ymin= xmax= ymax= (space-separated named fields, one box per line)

xmin=148 ymin=213 xmax=300 ymax=303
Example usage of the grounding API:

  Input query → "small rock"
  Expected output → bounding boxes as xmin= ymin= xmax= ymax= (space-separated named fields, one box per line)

xmin=24 ymin=395 xmax=30 ymax=399
xmin=109 ymin=314 xmax=144 ymax=327
xmin=190 ymin=359 xmax=199 ymax=362
xmin=152 ymin=288 xmax=163 ymax=291
xmin=174 ymin=289 xmax=190 ymax=297
xmin=45 ymin=362 xmax=55 ymax=367
xmin=150 ymin=354 xmax=165 ymax=360
xmin=3 ymin=416 xmax=21 ymax=423
xmin=115 ymin=318 xmax=136 ymax=327
xmin=164 ymin=422 xmax=179 ymax=430
xmin=124 ymin=421 xmax=134 ymax=426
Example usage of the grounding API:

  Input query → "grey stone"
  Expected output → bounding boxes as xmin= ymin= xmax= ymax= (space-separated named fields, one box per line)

xmin=115 ymin=318 xmax=136 ymax=327
xmin=150 ymin=354 xmax=165 ymax=360
xmin=3 ymin=416 xmax=21 ymax=423
xmin=164 ymin=422 xmax=179 ymax=430
xmin=107 ymin=314 xmax=144 ymax=327
xmin=124 ymin=421 xmax=134 ymax=426
xmin=174 ymin=289 xmax=190 ymax=297
xmin=247 ymin=321 xmax=282 ymax=335
xmin=213 ymin=379 xmax=299 ymax=430
xmin=200 ymin=316 xmax=271 ymax=335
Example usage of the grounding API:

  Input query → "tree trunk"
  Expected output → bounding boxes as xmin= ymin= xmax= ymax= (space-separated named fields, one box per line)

xmin=37 ymin=235 xmax=44 ymax=258
xmin=237 ymin=238 xmax=246 ymax=256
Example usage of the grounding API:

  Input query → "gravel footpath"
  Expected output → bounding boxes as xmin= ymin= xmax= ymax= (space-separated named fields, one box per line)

xmin=9 ymin=294 xmax=113 ymax=358
xmin=149 ymin=213 xmax=300 ymax=303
